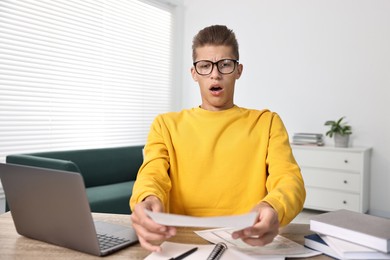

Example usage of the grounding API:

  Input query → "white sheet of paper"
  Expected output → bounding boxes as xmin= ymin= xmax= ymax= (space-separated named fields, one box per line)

xmin=145 ymin=210 xmax=258 ymax=229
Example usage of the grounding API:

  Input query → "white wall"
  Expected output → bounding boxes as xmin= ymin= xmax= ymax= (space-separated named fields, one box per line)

xmin=180 ymin=0 xmax=390 ymax=217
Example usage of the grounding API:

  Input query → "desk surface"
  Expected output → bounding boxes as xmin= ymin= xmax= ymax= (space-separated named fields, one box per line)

xmin=0 ymin=212 xmax=331 ymax=259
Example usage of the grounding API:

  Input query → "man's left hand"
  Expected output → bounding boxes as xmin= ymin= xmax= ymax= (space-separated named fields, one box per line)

xmin=231 ymin=202 xmax=279 ymax=246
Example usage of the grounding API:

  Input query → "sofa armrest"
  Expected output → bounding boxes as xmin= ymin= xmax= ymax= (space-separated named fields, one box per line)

xmin=6 ymin=154 xmax=80 ymax=173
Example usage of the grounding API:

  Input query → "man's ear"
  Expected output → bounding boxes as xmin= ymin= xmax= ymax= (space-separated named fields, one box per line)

xmin=236 ymin=64 xmax=243 ymax=79
xmin=191 ymin=67 xmax=198 ymax=82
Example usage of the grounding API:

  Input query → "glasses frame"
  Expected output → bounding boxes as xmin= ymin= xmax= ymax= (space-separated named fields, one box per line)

xmin=193 ymin=59 xmax=239 ymax=76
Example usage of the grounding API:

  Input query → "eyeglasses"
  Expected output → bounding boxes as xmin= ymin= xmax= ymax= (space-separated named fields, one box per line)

xmin=193 ymin=59 xmax=239 ymax=75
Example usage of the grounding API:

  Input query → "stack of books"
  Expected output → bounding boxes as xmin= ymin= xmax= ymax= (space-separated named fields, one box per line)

xmin=305 ymin=209 xmax=390 ymax=259
xmin=292 ymin=133 xmax=324 ymax=146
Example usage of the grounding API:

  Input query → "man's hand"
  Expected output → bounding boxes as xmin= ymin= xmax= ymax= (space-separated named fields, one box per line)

xmin=131 ymin=195 xmax=176 ymax=252
xmin=231 ymin=202 xmax=279 ymax=246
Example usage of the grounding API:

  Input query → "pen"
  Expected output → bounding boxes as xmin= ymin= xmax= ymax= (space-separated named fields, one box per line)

xmin=169 ymin=247 xmax=198 ymax=260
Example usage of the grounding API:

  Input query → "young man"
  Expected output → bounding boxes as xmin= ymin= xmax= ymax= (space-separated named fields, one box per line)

xmin=130 ymin=25 xmax=306 ymax=252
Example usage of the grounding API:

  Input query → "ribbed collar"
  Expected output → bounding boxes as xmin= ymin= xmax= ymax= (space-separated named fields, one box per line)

xmin=192 ymin=105 xmax=241 ymax=117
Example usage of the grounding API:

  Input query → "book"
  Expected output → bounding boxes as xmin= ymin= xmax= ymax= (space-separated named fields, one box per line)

xmin=321 ymin=235 xmax=390 ymax=259
xmin=292 ymin=140 xmax=324 ymax=146
xmin=304 ymin=234 xmax=342 ymax=259
xmin=294 ymin=133 xmax=324 ymax=138
xmin=310 ymin=209 xmax=390 ymax=253
xmin=292 ymin=133 xmax=324 ymax=146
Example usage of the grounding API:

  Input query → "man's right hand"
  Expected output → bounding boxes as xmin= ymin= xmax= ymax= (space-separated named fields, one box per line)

xmin=130 ymin=195 xmax=176 ymax=252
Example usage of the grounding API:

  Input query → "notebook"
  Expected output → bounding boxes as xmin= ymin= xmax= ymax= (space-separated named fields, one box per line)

xmin=0 ymin=163 xmax=138 ymax=256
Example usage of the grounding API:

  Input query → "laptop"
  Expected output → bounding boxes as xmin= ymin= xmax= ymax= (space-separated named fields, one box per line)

xmin=0 ymin=163 xmax=138 ymax=256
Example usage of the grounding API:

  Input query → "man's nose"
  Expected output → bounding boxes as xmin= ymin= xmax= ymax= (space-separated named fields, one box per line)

xmin=210 ymin=64 xmax=221 ymax=79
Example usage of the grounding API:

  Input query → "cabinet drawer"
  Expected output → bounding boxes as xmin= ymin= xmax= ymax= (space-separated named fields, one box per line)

xmin=304 ymin=187 xmax=361 ymax=212
xmin=293 ymin=149 xmax=361 ymax=172
xmin=301 ymin=168 xmax=360 ymax=192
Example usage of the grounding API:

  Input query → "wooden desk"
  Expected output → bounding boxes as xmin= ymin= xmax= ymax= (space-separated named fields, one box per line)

xmin=0 ymin=212 xmax=331 ymax=259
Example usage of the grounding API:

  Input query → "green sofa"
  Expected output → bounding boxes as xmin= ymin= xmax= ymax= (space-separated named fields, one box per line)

xmin=6 ymin=145 xmax=144 ymax=214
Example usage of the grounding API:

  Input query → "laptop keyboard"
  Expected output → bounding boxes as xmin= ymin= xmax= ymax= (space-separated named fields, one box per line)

xmin=97 ymin=233 xmax=130 ymax=250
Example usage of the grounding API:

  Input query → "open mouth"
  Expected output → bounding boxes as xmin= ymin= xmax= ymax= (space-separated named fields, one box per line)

xmin=210 ymin=86 xmax=222 ymax=91
xmin=210 ymin=85 xmax=223 ymax=94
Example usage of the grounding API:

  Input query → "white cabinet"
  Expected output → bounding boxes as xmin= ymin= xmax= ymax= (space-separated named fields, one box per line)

xmin=291 ymin=145 xmax=371 ymax=213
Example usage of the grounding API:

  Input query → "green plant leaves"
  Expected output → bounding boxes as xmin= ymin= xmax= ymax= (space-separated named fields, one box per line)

xmin=324 ymin=116 xmax=352 ymax=137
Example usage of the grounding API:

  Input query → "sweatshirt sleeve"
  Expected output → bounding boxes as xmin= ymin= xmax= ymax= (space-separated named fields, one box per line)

xmin=129 ymin=115 xmax=172 ymax=211
xmin=261 ymin=113 xmax=306 ymax=226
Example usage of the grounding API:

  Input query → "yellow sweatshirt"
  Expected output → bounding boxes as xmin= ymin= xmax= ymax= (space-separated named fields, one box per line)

xmin=130 ymin=106 xmax=305 ymax=226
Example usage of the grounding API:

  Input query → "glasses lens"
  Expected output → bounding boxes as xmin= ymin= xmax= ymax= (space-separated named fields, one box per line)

xmin=217 ymin=60 xmax=236 ymax=74
xmin=195 ymin=61 xmax=213 ymax=75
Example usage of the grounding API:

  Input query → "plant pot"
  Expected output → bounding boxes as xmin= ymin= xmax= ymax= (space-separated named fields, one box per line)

xmin=334 ymin=133 xmax=350 ymax=148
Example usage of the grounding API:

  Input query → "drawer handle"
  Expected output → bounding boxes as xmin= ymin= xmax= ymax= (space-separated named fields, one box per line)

xmin=343 ymin=180 xmax=348 ymax=184
xmin=343 ymin=200 xmax=347 ymax=204
xmin=344 ymin=159 xmax=349 ymax=163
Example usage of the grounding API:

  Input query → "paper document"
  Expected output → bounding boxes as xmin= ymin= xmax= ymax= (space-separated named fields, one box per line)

xmin=144 ymin=241 xmax=283 ymax=260
xmin=195 ymin=227 xmax=321 ymax=258
xmin=145 ymin=210 xmax=258 ymax=229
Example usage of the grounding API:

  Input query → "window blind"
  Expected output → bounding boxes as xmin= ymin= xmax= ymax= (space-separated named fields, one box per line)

xmin=0 ymin=0 xmax=176 ymax=163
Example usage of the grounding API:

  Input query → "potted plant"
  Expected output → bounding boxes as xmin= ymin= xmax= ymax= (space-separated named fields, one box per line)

xmin=324 ymin=116 xmax=352 ymax=147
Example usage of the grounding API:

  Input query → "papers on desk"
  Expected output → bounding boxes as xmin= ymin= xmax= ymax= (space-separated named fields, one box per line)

xmin=144 ymin=211 xmax=320 ymax=259
xmin=146 ymin=227 xmax=320 ymax=260
xmin=145 ymin=210 xmax=258 ymax=229
xmin=195 ymin=227 xmax=321 ymax=259
xmin=144 ymin=242 xmax=267 ymax=260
